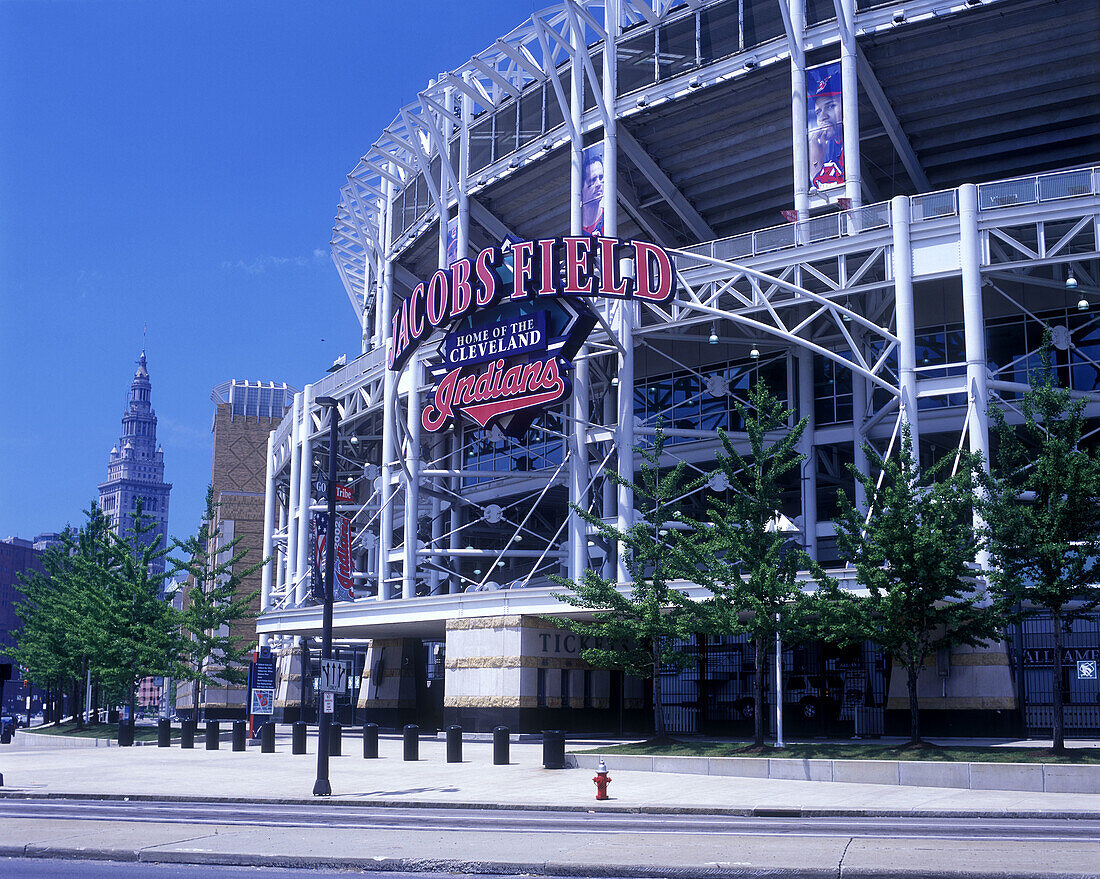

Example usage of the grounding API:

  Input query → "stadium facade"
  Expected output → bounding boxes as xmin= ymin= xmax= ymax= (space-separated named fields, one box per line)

xmin=257 ymin=0 xmax=1100 ymax=737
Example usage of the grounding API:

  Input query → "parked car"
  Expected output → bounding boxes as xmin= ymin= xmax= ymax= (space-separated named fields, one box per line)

xmin=734 ymin=673 xmax=851 ymax=721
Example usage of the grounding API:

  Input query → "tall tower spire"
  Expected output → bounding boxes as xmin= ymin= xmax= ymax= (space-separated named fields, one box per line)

xmin=98 ymin=349 xmax=173 ymax=579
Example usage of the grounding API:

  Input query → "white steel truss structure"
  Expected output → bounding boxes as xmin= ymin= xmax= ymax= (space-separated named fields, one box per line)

xmin=260 ymin=0 xmax=1100 ymax=646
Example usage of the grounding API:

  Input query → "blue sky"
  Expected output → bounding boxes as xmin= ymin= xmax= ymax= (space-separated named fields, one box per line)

xmin=0 ymin=0 xmax=533 ymax=541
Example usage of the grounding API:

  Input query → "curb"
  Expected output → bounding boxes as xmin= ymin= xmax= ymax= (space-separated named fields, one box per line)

xmin=2 ymin=789 xmax=1098 ymax=820
xmin=1 ymin=846 xmax=1092 ymax=878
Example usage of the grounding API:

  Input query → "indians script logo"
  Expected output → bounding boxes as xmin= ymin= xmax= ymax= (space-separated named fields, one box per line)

xmin=389 ymin=236 xmax=676 ymax=436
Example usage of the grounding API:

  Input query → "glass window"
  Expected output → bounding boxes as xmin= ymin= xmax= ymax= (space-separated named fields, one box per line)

xmin=517 ymin=86 xmax=543 ymax=148
xmin=494 ymin=100 xmax=518 ymax=159
xmin=700 ymin=0 xmax=741 ymax=63
xmin=658 ymin=15 xmax=697 ymax=81
xmin=469 ymin=116 xmax=494 ymax=174
xmin=545 ymin=70 xmax=567 ymax=132
xmin=618 ymin=29 xmax=657 ymax=95
xmin=743 ymin=0 xmax=783 ymax=46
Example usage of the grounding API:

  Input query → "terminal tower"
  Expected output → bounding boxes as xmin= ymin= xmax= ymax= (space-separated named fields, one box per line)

xmin=98 ymin=350 xmax=172 ymax=577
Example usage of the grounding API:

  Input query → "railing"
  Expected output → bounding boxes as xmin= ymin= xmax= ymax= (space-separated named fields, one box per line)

xmin=680 ymin=166 xmax=1099 ymax=268
xmin=311 ymin=347 xmax=387 ymax=400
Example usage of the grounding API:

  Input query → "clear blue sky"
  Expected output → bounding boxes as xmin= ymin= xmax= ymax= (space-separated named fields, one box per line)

xmin=0 ymin=0 xmax=534 ymax=541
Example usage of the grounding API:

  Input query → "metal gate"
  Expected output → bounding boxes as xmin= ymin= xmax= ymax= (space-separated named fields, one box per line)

xmin=660 ymin=634 xmax=887 ymax=738
xmin=1011 ymin=612 xmax=1100 ymax=736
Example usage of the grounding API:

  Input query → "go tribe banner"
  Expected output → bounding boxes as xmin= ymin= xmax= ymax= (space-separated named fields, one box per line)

xmin=388 ymin=236 xmax=676 ymax=436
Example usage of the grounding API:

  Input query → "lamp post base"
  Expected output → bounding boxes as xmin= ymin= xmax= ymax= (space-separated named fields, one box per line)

xmin=313 ymin=778 xmax=332 ymax=796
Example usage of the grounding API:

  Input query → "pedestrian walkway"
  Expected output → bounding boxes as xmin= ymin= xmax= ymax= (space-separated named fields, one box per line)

xmin=2 ymin=728 xmax=1099 ymax=817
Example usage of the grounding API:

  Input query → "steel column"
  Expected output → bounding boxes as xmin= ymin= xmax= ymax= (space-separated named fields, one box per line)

xmin=404 ymin=356 xmax=423 ymax=600
xmin=797 ymin=346 xmax=818 ymax=560
xmin=378 ymin=171 xmax=397 ymax=601
xmin=294 ymin=384 xmax=314 ymax=605
xmin=839 ymin=0 xmax=862 ymax=210
xmin=891 ymin=195 xmax=920 ymax=461
xmin=787 ymin=0 xmax=809 ymax=220
xmin=286 ymin=391 xmax=302 ymax=603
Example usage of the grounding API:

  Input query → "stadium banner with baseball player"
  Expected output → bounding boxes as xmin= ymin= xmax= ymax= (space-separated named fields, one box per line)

xmin=807 ymin=61 xmax=844 ymax=191
xmin=581 ymin=142 xmax=605 ymax=235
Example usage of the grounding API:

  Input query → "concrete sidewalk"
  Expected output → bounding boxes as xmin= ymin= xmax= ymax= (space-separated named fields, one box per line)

xmin=2 ymin=732 xmax=1099 ymax=878
xmin=2 ymin=729 xmax=1100 ymax=817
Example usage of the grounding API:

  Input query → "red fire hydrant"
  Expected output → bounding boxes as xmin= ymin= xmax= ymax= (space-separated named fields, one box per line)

xmin=593 ymin=759 xmax=611 ymax=800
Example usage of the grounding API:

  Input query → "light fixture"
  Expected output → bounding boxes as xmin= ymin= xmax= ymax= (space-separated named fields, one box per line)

xmin=841 ymin=297 xmax=853 ymax=322
xmin=708 ymin=323 xmax=719 ymax=345
xmin=313 ymin=458 xmax=321 ymax=468
xmin=750 ymin=345 xmax=761 ymax=359
xmin=689 ymin=76 xmax=702 ymax=88
xmin=349 ymin=435 xmax=359 ymax=446
xmin=744 ymin=55 xmax=758 ymax=69
xmin=637 ymin=96 xmax=648 ymax=108
xmin=610 ymin=375 xmax=619 ymax=386
xmin=1078 ymin=296 xmax=1090 ymax=312
xmin=1066 ymin=273 xmax=1078 ymax=290
xmin=892 ymin=9 xmax=906 ymax=22
xmin=473 ymin=568 xmax=482 ymax=576
xmin=513 ymin=535 xmax=523 ymax=543
xmin=497 ymin=561 xmax=505 ymax=568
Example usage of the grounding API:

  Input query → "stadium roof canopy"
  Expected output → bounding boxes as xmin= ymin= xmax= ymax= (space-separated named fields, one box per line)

xmin=332 ymin=0 xmax=1099 ymax=317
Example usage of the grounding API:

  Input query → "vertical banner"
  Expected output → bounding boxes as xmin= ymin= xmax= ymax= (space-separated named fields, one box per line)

xmin=445 ymin=216 xmax=459 ymax=267
xmin=310 ymin=512 xmax=356 ymax=602
xmin=581 ymin=143 xmax=605 ymax=235
xmin=807 ymin=61 xmax=844 ymax=191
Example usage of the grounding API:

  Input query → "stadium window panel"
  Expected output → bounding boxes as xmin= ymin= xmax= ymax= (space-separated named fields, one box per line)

xmin=618 ymin=30 xmax=657 ymax=95
xmin=259 ymin=387 xmax=272 ymax=418
xmin=699 ymin=0 xmax=741 ymax=63
xmin=517 ymin=87 xmax=542 ymax=148
xmin=742 ymin=0 xmax=784 ymax=47
xmin=247 ymin=386 xmax=259 ymax=417
xmin=804 ymin=0 xmax=835 ymax=26
xmin=545 ymin=71 xmax=567 ymax=132
xmin=657 ymin=14 xmax=698 ymax=82
xmin=494 ymin=100 xmax=518 ymax=159
xmin=469 ymin=116 xmax=494 ymax=174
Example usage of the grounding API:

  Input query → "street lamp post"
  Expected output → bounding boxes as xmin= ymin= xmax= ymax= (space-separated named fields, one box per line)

xmin=313 ymin=395 xmax=340 ymax=796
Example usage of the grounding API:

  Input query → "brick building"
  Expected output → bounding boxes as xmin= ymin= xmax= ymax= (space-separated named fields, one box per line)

xmin=176 ymin=380 xmax=295 ymax=720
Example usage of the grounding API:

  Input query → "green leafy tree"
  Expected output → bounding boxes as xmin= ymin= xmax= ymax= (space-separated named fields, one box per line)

xmin=832 ymin=427 xmax=999 ymax=744
xmin=981 ymin=336 xmax=1100 ymax=751
xmin=686 ymin=379 xmax=835 ymax=747
xmin=96 ymin=499 xmax=183 ymax=719
xmin=171 ymin=488 xmax=261 ymax=713
xmin=553 ymin=425 xmax=703 ymax=737
xmin=14 ymin=506 xmax=116 ymax=725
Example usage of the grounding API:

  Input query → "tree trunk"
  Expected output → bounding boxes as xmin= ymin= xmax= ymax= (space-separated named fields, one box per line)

xmin=652 ymin=638 xmax=666 ymax=738
xmin=1051 ymin=610 xmax=1066 ymax=752
xmin=906 ymin=663 xmax=921 ymax=745
xmin=71 ymin=677 xmax=82 ymax=728
xmin=753 ymin=635 xmax=766 ymax=748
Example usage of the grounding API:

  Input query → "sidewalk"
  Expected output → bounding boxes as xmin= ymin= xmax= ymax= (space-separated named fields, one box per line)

xmin=3 ymin=729 xmax=1100 ymax=817
xmin=2 ymin=732 xmax=1099 ymax=878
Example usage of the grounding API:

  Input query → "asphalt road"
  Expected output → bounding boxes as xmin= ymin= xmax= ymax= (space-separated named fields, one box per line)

xmin=1 ymin=797 xmax=1099 ymax=878
xmin=1 ymin=796 xmax=1099 ymax=843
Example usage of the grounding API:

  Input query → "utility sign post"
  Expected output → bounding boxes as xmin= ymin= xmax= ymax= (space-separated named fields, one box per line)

xmin=319 ymin=659 xmax=348 ymax=694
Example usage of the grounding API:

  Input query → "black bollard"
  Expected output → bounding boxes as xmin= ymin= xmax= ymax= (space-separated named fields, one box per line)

xmin=493 ymin=725 xmax=510 ymax=765
xmin=542 ymin=729 xmax=566 ymax=769
xmin=261 ymin=721 xmax=275 ymax=753
xmin=157 ymin=718 xmax=171 ymax=748
xmin=403 ymin=724 xmax=419 ymax=761
xmin=117 ymin=719 xmax=134 ymax=747
xmin=330 ymin=722 xmax=342 ymax=757
xmin=292 ymin=721 xmax=307 ymax=754
xmin=181 ymin=719 xmax=196 ymax=749
xmin=232 ymin=720 xmax=246 ymax=751
xmin=205 ymin=720 xmax=220 ymax=750
xmin=362 ymin=723 xmax=379 ymax=759
xmin=446 ymin=725 xmax=462 ymax=763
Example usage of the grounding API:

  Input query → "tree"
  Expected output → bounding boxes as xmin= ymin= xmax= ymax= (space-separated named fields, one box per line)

xmin=686 ymin=379 xmax=835 ymax=747
xmin=981 ymin=336 xmax=1100 ymax=751
xmin=833 ymin=427 xmax=1000 ymax=745
xmin=97 ymin=499 xmax=183 ymax=720
xmin=553 ymin=425 xmax=703 ymax=737
xmin=170 ymin=488 xmax=261 ymax=715
xmin=14 ymin=506 xmax=116 ymax=726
